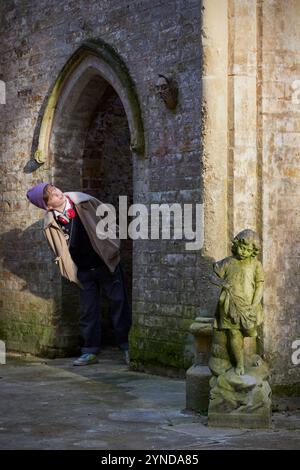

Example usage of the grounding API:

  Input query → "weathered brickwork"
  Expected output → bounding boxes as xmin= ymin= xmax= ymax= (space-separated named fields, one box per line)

xmin=0 ymin=0 xmax=206 ymax=368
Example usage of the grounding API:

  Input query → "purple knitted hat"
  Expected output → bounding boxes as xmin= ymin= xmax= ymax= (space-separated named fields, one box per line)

xmin=26 ymin=182 xmax=50 ymax=210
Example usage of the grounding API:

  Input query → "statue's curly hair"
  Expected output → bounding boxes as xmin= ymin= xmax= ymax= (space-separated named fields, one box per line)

xmin=231 ymin=229 xmax=261 ymax=258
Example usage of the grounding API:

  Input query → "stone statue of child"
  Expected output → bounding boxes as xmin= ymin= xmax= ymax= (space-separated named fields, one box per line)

xmin=210 ymin=229 xmax=264 ymax=376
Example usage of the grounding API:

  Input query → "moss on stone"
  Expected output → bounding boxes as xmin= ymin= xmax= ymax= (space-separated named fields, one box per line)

xmin=129 ymin=323 xmax=193 ymax=371
xmin=0 ymin=321 xmax=7 ymax=341
xmin=0 ymin=317 xmax=75 ymax=357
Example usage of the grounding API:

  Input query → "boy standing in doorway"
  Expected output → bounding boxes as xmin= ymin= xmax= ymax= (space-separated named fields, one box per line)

xmin=26 ymin=182 xmax=131 ymax=366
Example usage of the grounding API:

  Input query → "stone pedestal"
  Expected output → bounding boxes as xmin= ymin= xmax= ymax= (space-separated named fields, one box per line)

xmin=208 ymin=329 xmax=272 ymax=429
xmin=186 ymin=317 xmax=214 ymax=412
xmin=208 ymin=360 xmax=272 ymax=429
xmin=186 ymin=364 xmax=211 ymax=412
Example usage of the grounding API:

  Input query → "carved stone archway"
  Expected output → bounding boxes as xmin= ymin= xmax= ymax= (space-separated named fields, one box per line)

xmin=34 ymin=39 xmax=144 ymax=165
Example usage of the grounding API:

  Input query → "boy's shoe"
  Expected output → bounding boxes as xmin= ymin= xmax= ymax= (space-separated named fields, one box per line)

xmin=73 ymin=353 xmax=98 ymax=366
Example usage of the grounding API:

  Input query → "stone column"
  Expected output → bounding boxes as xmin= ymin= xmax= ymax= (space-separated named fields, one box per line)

xmin=202 ymin=0 xmax=229 ymax=259
xmin=186 ymin=317 xmax=214 ymax=412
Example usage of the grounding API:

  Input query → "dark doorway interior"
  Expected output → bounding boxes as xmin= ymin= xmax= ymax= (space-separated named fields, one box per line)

xmin=51 ymin=77 xmax=132 ymax=351
xmin=81 ymin=85 xmax=133 ymax=346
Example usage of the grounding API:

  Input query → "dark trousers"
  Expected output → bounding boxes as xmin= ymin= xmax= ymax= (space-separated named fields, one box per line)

xmin=77 ymin=261 xmax=132 ymax=354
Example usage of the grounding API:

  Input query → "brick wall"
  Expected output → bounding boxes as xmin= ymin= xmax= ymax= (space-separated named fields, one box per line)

xmin=0 ymin=0 xmax=206 ymax=370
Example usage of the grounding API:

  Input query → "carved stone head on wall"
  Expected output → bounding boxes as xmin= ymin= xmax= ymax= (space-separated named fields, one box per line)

xmin=155 ymin=74 xmax=178 ymax=110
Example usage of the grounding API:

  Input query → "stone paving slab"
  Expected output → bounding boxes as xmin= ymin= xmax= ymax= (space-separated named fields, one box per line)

xmin=0 ymin=350 xmax=299 ymax=450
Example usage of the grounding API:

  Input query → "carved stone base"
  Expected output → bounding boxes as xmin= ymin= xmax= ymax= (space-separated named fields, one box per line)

xmin=186 ymin=365 xmax=211 ymax=412
xmin=208 ymin=359 xmax=272 ymax=429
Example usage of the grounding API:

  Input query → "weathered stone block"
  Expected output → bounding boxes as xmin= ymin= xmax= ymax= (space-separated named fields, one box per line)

xmin=186 ymin=365 xmax=211 ymax=412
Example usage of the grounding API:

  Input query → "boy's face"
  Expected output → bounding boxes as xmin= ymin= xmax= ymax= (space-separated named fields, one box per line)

xmin=236 ymin=242 xmax=253 ymax=260
xmin=45 ymin=185 xmax=66 ymax=210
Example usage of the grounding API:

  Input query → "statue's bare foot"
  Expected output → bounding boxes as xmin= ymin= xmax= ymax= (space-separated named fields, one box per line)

xmin=235 ymin=366 xmax=245 ymax=376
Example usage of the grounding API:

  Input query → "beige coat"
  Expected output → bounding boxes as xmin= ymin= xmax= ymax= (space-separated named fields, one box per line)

xmin=43 ymin=191 xmax=121 ymax=289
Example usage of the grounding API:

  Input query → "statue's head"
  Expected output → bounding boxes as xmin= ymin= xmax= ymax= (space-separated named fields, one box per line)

xmin=231 ymin=229 xmax=261 ymax=260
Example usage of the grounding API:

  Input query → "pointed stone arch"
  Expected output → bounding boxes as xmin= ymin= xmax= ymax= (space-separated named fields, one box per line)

xmin=34 ymin=39 xmax=144 ymax=164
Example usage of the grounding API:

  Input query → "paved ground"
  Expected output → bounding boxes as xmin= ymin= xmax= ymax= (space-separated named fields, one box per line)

xmin=0 ymin=350 xmax=299 ymax=450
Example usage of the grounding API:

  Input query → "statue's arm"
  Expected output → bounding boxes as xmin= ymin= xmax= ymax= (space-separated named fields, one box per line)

xmin=213 ymin=258 xmax=228 ymax=278
xmin=252 ymin=282 xmax=264 ymax=306
xmin=252 ymin=261 xmax=264 ymax=306
xmin=209 ymin=258 xmax=231 ymax=289
xmin=209 ymin=273 xmax=227 ymax=288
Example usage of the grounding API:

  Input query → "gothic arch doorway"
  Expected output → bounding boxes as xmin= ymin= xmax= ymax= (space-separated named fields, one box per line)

xmin=35 ymin=40 xmax=144 ymax=354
